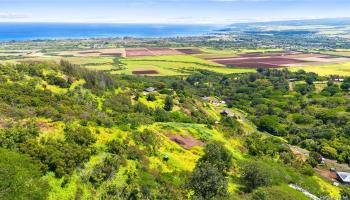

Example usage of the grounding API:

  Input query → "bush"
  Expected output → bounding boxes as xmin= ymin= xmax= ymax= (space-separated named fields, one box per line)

xmin=292 ymin=113 xmax=313 ymax=124
xmin=189 ymin=162 xmax=228 ymax=199
xmin=307 ymin=151 xmax=322 ymax=167
xmin=89 ymin=155 xmax=125 ymax=187
xmin=147 ymin=93 xmax=156 ymax=101
xmin=164 ymin=95 xmax=174 ymax=111
xmin=64 ymin=126 xmax=96 ymax=147
xmin=45 ymin=74 xmax=69 ymax=88
xmin=0 ymin=149 xmax=49 ymax=200
xmin=198 ymin=142 xmax=233 ymax=173
xmin=256 ymin=115 xmax=286 ymax=136
xmin=241 ymin=161 xmax=272 ymax=192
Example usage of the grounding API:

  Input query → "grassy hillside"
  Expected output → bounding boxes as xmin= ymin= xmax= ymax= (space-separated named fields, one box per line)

xmin=0 ymin=60 xmax=345 ymax=200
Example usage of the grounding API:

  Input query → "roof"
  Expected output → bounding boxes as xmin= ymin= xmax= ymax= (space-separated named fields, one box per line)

xmin=337 ymin=172 xmax=350 ymax=183
xmin=202 ymin=96 xmax=210 ymax=101
xmin=144 ymin=87 xmax=156 ymax=92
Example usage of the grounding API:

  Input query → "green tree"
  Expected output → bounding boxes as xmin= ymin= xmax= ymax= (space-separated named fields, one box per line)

xmin=189 ymin=162 xmax=228 ymax=199
xmin=64 ymin=126 xmax=96 ymax=147
xmin=307 ymin=151 xmax=322 ymax=167
xmin=147 ymin=93 xmax=156 ymax=101
xmin=164 ymin=95 xmax=174 ymax=111
xmin=0 ymin=149 xmax=49 ymax=200
xmin=198 ymin=142 xmax=233 ymax=173
xmin=241 ymin=161 xmax=272 ymax=192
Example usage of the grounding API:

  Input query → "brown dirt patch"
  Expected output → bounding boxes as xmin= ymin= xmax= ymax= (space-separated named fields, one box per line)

xmin=37 ymin=121 xmax=55 ymax=132
xmin=100 ymin=53 xmax=122 ymax=57
xmin=126 ymin=48 xmax=154 ymax=57
xmin=148 ymin=48 xmax=182 ymax=56
xmin=132 ymin=70 xmax=160 ymax=75
xmin=175 ymin=48 xmax=203 ymax=54
xmin=207 ymin=51 xmax=350 ymax=68
xmin=78 ymin=51 xmax=101 ymax=54
xmin=315 ymin=168 xmax=337 ymax=181
xmin=210 ymin=57 xmax=307 ymax=68
xmin=239 ymin=51 xmax=300 ymax=57
xmin=166 ymin=133 xmax=204 ymax=150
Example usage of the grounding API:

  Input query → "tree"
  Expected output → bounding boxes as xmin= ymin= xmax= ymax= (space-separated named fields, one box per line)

xmin=0 ymin=149 xmax=49 ymax=200
xmin=198 ymin=142 xmax=233 ymax=173
xmin=307 ymin=151 xmax=322 ymax=167
xmin=322 ymin=85 xmax=341 ymax=96
xmin=133 ymin=129 xmax=159 ymax=155
xmin=189 ymin=162 xmax=228 ymax=199
xmin=341 ymin=82 xmax=350 ymax=92
xmin=240 ymin=161 xmax=272 ymax=192
xmin=89 ymin=155 xmax=124 ymax=187
xmin=147 ymin=93 xmax=156 ymax=101
xmin=305 ymin=76 xmax=315 ymax=85
xmin=256 ymin=115 xmax=286 ymax=136
xmin=64 ymin=126 xmax=96 ymax=147
xmin=164 ymin=95 xmax=174 ymax=111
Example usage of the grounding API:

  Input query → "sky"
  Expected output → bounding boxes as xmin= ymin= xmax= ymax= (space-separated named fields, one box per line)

xmin=1 ymin=0 xmax=350 ymax=24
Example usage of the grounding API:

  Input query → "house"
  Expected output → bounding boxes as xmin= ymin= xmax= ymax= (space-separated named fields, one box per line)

xmin=336 ymin=171 xmax=350 ymax=185
xmin=144 ymin=87 xmax=156 ymax=92
xmin=334 ymin=78 xmax=345 ymax=82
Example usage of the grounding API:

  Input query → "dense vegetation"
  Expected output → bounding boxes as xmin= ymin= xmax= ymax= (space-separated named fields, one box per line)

xmin=184 ymin=68 xmax=350 ymax=164
xmin=0 ymin=61 xmax=348 ymax=199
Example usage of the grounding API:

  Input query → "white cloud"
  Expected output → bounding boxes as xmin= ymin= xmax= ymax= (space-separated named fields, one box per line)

xmin=0 ymin=12 xmax=28 ymax=19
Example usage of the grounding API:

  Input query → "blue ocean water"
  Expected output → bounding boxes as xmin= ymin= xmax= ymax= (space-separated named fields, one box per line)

xmin=0 ymin=23 xmax=221 ymax=41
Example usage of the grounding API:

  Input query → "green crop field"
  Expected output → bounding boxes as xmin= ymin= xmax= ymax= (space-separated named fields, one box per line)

xmin=112 ymin=55 xmax=255 ymax=75
xmin=289 ymin=62 xmax=350 ymax=76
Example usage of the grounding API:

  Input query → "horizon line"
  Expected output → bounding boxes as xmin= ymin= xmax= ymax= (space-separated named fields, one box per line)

xmin=0 ymin=17 xmax=349 ymax=25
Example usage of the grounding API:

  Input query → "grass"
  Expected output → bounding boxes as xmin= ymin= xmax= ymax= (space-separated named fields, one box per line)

xmin=112 ymin=55 xmax=255 ymax=76
xmin=289 ymin=62 xmax=350 ymax=76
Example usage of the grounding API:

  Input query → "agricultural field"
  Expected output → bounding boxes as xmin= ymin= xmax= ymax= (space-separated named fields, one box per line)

xmin=3 ymin=46 xmax=350 ymax=76
xmin=289 ymin=62 xmax=350 ymax=76
xmin=114 ymin=55 xmax=255 ymax=75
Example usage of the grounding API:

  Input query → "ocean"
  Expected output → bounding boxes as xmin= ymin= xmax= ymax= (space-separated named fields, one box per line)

xmin=0 ymin=23 xmax=221 ymax=41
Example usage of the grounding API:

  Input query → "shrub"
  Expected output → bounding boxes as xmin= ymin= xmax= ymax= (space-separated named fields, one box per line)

xmin=240 ymin=161 xmax=272 ymax=192
xmin=189 ymin=162 xmax=228 ymax=199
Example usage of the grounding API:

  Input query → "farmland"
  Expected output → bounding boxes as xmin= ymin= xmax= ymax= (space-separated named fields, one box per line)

xmin=3 ymin=46 xmax=350 ymax=76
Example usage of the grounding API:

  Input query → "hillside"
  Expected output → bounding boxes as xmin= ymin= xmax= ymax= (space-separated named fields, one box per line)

xmin=1 ymin=60 xmax=349 ymax=200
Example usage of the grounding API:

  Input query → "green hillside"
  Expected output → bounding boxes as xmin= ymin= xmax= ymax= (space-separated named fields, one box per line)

xmin=0 ymin=61 xmax=347 ymax=200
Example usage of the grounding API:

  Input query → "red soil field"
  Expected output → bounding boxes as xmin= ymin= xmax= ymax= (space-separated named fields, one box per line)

xmin=78 ymin=51 xmax=101 ymax=54
xmin=175 ymin=48 xmax=203 ymax=54
xmin=132 ymin=70 xmax=160 ymax=75
xmin=126 ymin=48 xmax=181 ymax=57
xmin=126 ymin=48 xmax=154 ymax=57
xmin=211 ymin=57 xmax=308 ymax=68
xmin=100 ymin=53 xmax=122 ymax=57
xmin=147 ymin=48 xmax=182 ymax=56
xmin=238 ymin=51 xmax=300 ymax=57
